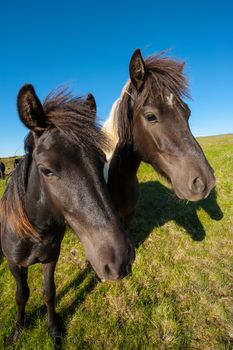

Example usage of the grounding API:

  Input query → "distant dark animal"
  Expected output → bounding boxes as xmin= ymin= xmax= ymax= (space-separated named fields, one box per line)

xmin=102 ymin=49 xmax=216 ymax=228
xmin=0 ymin=162 xmax=5 ymax=179
xmin=14 ymin=158 xmax=21 ymax=168
xmin=0 ymin=85 xmax=134 ymax=343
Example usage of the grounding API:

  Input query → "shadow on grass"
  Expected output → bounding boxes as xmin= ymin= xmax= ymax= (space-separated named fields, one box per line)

xmin=57 ymin=264 xmax=98 ymax=323
xmin=25 ymin=266 xmax=95 ymax=319
xmin=130 ymin=181 xmax=223 ymax=246
xmin=3 ymin=180 xmax=223 ymax=348
xmin=22 ymin=264 xmax=98 ymax=349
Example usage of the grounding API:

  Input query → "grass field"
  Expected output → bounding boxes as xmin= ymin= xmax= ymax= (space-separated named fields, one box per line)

xmin=0 ymin=134 xmax=232 ymax=350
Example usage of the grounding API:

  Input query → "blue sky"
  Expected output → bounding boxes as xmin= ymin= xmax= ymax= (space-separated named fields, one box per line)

xmin=0 ymin=0 xmax=232 ymax=157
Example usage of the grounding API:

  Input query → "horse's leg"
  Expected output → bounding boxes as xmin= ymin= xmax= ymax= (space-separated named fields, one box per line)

xmin=8 ymin=261 xmax=30 ymax=342
xmin=42 ymin=260 xmax=61 ymax=342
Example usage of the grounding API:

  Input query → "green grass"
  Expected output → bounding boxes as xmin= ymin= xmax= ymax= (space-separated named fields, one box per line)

xmin=0 ymin=156 xmax=22 ymax=175
xmin=0 ymin=134 xmax=233 ymax=349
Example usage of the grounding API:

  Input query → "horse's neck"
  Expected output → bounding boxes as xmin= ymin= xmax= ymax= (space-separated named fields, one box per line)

xmin=102 ymin=88 xmax=132 ymax=181
xmin=107 ymin=144 xmax=140 ymax=199
xmin=103 ymin=82 xmax=141 ymax=182
xmin=103 ymin=135 xmax=140 ymax=184
xmin=108 ymin=142 xmax=140 ymax=185
xmin=103 ymin=90 xmax=140 ymax=222
xmin=106 ymin=142 xmax=140 ymax=222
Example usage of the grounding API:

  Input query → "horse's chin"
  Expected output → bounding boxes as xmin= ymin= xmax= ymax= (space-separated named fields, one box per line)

xmin=152 ymin=164 xmax=171 ymax=184
xmin=172 ymin=186 xmax=211 ymax=202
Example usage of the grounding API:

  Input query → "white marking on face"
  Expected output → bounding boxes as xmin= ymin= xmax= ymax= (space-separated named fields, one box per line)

xmin=166 ymin=93 xmax=174 ymax=107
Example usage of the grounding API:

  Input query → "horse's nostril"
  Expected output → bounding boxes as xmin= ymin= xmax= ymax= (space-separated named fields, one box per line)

xmin=104 ymin=264 xmax=111 ymax=275
xmin=103 ymin=243 xmax=134 ymax=280
xmin=192 ymin=177 xmax=206 ymax=194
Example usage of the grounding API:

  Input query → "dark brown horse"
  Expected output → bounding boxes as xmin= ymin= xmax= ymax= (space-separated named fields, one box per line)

xmin=0 ymin=85 xmax=134 ymax=342
xmin=0 ymin=161 xmax=5 ymax=179
xmin=13 ymin=158 xmax=21 ymax=168
xmin=102 ymin=49 xmax=216 ymax=227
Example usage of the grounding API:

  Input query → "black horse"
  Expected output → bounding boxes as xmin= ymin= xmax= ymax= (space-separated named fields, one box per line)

xmin=14 ymin=158 xmax=21 ymax=168
xmin=0 ymin=161 xmax=5 ymax=179
xmin=0 ymin=85 xmax=134 ymax=342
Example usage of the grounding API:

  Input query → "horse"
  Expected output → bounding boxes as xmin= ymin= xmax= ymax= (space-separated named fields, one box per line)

xmin=0 ymin=161 xmax=5 ymax=179
xmin=102 ymin=49 xmax=216 ymax=228
xmin=13 ymin=158 xmax=21 ymax=168
xmin=0 ymin=85 xmax=134 ymax=343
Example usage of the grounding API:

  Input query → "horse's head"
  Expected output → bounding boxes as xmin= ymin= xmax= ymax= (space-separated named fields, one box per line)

xmin=17 ymin=84 xmax=134 ymax=280
xmin=118 ymin=49 xmax=215 ymax=201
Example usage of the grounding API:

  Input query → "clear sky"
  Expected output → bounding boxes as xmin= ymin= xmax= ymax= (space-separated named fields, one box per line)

xmin=0 ymin=0 xmax=232 ymax=157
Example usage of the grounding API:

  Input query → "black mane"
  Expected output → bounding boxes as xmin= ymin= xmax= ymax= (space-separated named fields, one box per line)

xmin=25 ymin=88 xmax=108 ymax=153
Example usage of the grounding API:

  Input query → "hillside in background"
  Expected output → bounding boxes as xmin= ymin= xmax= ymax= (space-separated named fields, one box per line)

xmin=0 ymin=134 xmax=232 ymax=349
xmin=0 ymin=156 xmax=22 ymax=174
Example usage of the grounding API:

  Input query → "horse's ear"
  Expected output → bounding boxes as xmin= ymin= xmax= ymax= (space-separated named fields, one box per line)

xmin=17 ymin=84 xmax=48 ymax=132
xmin=86 ymin=93 xmax=97 ymax=113
xmin=129 ymin=49 xmax=146 ymax=91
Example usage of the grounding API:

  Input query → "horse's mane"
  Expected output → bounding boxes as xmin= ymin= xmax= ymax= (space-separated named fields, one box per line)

xmin=103 ymin=53 xmax=190 ymax=150
xmin=26 ymin=88 xmax=108 ymax=153
xmin=143 ymin=53 xmax=189 ymax=103
xmin=0 ymin=88 xmax=108 ymax=240
xmin=0 ymin=154 xmax=39 ymax=239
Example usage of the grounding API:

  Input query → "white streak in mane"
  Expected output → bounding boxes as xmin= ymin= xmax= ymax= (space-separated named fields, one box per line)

xmin=166 ymin=93 xmax=174 ymax=107
xmin=102 ymin=80 xmax=131 ymax=182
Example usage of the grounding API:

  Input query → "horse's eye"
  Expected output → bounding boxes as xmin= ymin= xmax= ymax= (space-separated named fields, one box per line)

xmin=145 ymin=114 xmax=158 ymax=123
xmin=40 ymin=167 xmax=54 ymax=177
